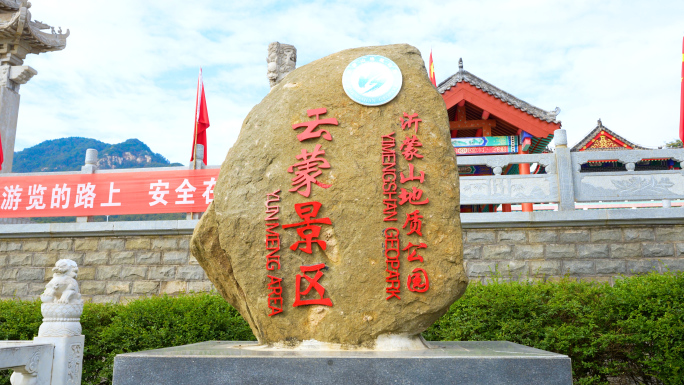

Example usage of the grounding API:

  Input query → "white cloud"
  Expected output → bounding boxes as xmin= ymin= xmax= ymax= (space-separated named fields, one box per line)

xmin=14 ymin=0 xmax=684 ymax=166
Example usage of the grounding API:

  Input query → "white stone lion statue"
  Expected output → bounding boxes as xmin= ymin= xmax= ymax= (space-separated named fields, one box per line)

xmin=40 ymin=259 xmax=82 ymax=304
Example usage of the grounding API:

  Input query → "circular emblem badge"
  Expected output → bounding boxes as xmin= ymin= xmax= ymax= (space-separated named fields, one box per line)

xmin=342 ymin=55 xmax=402 ymax=106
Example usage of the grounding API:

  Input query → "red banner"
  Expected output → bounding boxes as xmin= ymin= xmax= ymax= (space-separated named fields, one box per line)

xmin=0 ymin=169 xmax=220 ymax=218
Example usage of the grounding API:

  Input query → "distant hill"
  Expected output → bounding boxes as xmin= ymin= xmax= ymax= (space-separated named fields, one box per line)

xmin=13 ymin=137 xmax=183 ymax=172
xmin=11 ymin=137 xmax=186 ymax=223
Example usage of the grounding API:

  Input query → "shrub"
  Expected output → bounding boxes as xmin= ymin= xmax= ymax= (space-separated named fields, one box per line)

xmin=1 ymin=273 xmax=682 ymax=385
xmin=424 ymin=272 xmax=684 ymax=384
xmin=0 ymin=293 xmax=254 ymax=385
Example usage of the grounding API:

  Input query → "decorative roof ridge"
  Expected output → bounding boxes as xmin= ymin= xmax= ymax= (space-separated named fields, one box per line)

xmin=0 ymin=3 xmax=69 ymax=51
xmin=437 ymin=58 xmax=561 ymax=124
xmin=570 ymin=119 xmax=651 ymax=152
xmin=26 ymin=20 xmax=69 ymax=49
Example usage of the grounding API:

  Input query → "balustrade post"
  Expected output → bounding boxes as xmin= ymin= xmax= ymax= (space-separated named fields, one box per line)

xmin=519 ymin=148 xmax=533 ymax=212
xmin=76 ymin=149 xmax=98 ymax=223
xmin=29 ymin=259 xmax=84 ymax=385
xmin=553 ymin=129 xmax=575 ymax=211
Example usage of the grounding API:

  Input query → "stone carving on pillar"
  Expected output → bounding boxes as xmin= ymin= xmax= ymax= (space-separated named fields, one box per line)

xmin=9 ymin=259 xmax=84 ymax=385
xmin=9 ymin=65 xmax=37 ymax=84
xmin=267 ymin=42 xmax=296 ymax=87
xmin=8 ymin=349 xmax=41 ymax=385
xmin=38 ymin=259 xmax=84 ymax=338
xmin=67 ymin=343 xmax=83 ymax=385
xmin=28 ymin=259 xmax=85 ymax=385
xmin=0 ymin=0 xmax=69 ymax=173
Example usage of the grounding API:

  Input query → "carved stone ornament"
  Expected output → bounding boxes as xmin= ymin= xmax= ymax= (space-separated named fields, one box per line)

xmin=0 ymin=0 xmax=69 ymax=65
xmin=38 ymin=259 xmax=83 ymax=337
xmin=67 ymin=343 xmax=83 ymax=385
xmin=8 ymin=350 xmax=40 ymax=385
xmin=267 ymin=41 xmax=297 ymax=88
xmin=0 ymin=64 xmax=9 ymax=87
xmin=9 ymin=65 xmax=37 ymax=84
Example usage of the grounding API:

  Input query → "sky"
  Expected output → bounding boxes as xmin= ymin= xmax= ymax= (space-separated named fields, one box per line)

xmin=15 ymin=0 xmax=684 ymax=165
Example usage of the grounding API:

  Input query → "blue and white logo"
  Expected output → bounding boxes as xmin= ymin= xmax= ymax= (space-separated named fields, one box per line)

xmin=342 ymin=55 xmax=402 ymax=106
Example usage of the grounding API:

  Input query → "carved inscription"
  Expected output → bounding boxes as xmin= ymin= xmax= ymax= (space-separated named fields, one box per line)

xmin=265 ymin=190 xmax=282 ymax=316
xmin=382 ymin=111 xmax=434 ymax=300
xmin=382 ymin=133 xmax=398 ymax=221
xmin=384 ymin=227 xmax=401 ymax=300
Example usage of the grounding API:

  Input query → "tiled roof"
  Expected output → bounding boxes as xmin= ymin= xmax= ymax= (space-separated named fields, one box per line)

xmin=437 ymin=59 xmax=561 ymax=123
xmin=571 ymin=119 xmax=650 ymax=152
xmin=0 ymin=2 xmax=69 ymax=52
xmin=0 ymin=0 xmax=20 ymax=12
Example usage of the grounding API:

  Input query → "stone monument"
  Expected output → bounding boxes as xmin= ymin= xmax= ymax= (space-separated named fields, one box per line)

xmin=113 ymin=44 xmax=572 ymax=384
xmin=0 ymin=0 xmax=69 ymax=173
xmin=266 ymin=41 xmax=296 ymax=88
xmin=193 ymin=43 xmax=467 ymax=349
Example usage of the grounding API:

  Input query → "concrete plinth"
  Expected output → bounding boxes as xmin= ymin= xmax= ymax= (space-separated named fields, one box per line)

xmin=112 ymin=341 xmax=572 ymax=385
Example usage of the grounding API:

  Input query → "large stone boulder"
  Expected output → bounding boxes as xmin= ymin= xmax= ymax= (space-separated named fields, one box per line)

xmin=191 ymin=43 xmax=467 ymax=348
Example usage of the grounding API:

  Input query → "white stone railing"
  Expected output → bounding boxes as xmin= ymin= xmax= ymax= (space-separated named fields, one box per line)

xmin=458 ymin=129 xmax=684 ymax=211
xmin=0 ymin=259 xmax=84 ymax=385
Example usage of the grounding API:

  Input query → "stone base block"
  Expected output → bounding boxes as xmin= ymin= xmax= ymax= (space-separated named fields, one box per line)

xmin=112 ymin=341 xmax=572 ymax=385
xmin=34 ymin=335 xmax=84 ymax=385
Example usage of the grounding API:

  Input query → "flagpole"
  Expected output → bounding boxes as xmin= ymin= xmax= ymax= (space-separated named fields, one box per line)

xmin=192 ymin=122 xmax=198 ymax=170
xmin=192 ymin=68 xmax=201 ymax=170
xmin=680 ymin=37 xmax=684 ymax=142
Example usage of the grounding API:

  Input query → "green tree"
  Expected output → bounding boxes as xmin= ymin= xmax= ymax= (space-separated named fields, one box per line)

xmin=664 ymin=139 xmax=683 ymax=148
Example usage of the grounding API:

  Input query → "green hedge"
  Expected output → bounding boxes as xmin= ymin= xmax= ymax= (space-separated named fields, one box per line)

xmin=0 ymin=293 xmax=255 ymax=385
xmin=1 ymin=272 xmax=682 ymax=384
xmin=424 ymin=272 xmax=684 ymax=384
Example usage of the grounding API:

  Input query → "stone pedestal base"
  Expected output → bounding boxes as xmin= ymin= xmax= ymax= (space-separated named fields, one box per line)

xmin=112 ymin=341 xmax=572 ymax=385
xmin=34 ymin=335 xmax=84 ymax=385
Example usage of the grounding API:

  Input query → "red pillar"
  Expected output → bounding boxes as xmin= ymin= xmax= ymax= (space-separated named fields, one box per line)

xmin=502 ymin=204 xmax=512 ymax=212
xmin=519 ymin=147 xmax=533 ymax=212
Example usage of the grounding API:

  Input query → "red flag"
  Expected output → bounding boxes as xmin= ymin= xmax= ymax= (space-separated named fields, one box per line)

xmin=191 ymin=68 xmax=210 ymax=165
xmin=680 ymin=37 xmax=684 ymax=142
xmin=428 ymin=50 xmax=437 ymax=87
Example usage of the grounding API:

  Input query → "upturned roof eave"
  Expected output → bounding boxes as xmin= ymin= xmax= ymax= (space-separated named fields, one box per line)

xmin=0 ymin=8 xmax=68 ymax=51
xmin=438 ymin=69 xmax=561 ymax=124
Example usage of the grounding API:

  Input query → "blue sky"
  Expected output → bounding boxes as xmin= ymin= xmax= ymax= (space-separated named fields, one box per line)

xmin=16 ymin=0 xmax=684 ymax=165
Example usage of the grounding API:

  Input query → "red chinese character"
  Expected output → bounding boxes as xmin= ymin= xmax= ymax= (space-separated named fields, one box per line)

xmin=282 ymin=201 xmax=332 ymax=254
xmin=293 ymin=263 xmax=333 ymax=307
xmin=407 ymin=268 xmax=429 ymax=293
xmin=402 ymin=210 xmax=424 ymax=236
xmin=400 ymin=113 xmax=422 ymax=134
xmin=287 ymin=144 xmax=331 ymax=197
xmin=403 ymin=242 xmax=427 ymax=262
xmin=400 ymin=135 xmax=423 ymax=161
xmin=399 ymin=163 xmax=425 ymax=184
xmin=292 ymin=108 xmax=339 ymax=142
xmin=398 ymin=187 xmax=429 ymax=206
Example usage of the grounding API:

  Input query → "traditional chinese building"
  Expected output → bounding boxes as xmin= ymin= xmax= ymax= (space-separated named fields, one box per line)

xmin=571 ymin=119 xmax=679 ymax=172
xmin=0 ymin=0 xmax=69 ymax=173
xmin=437 ymin=59 xmax=561 ymax=212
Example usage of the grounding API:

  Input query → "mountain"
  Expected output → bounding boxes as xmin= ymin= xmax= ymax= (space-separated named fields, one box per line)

xmin=13 ymin=137 xmax=183 ymax=172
